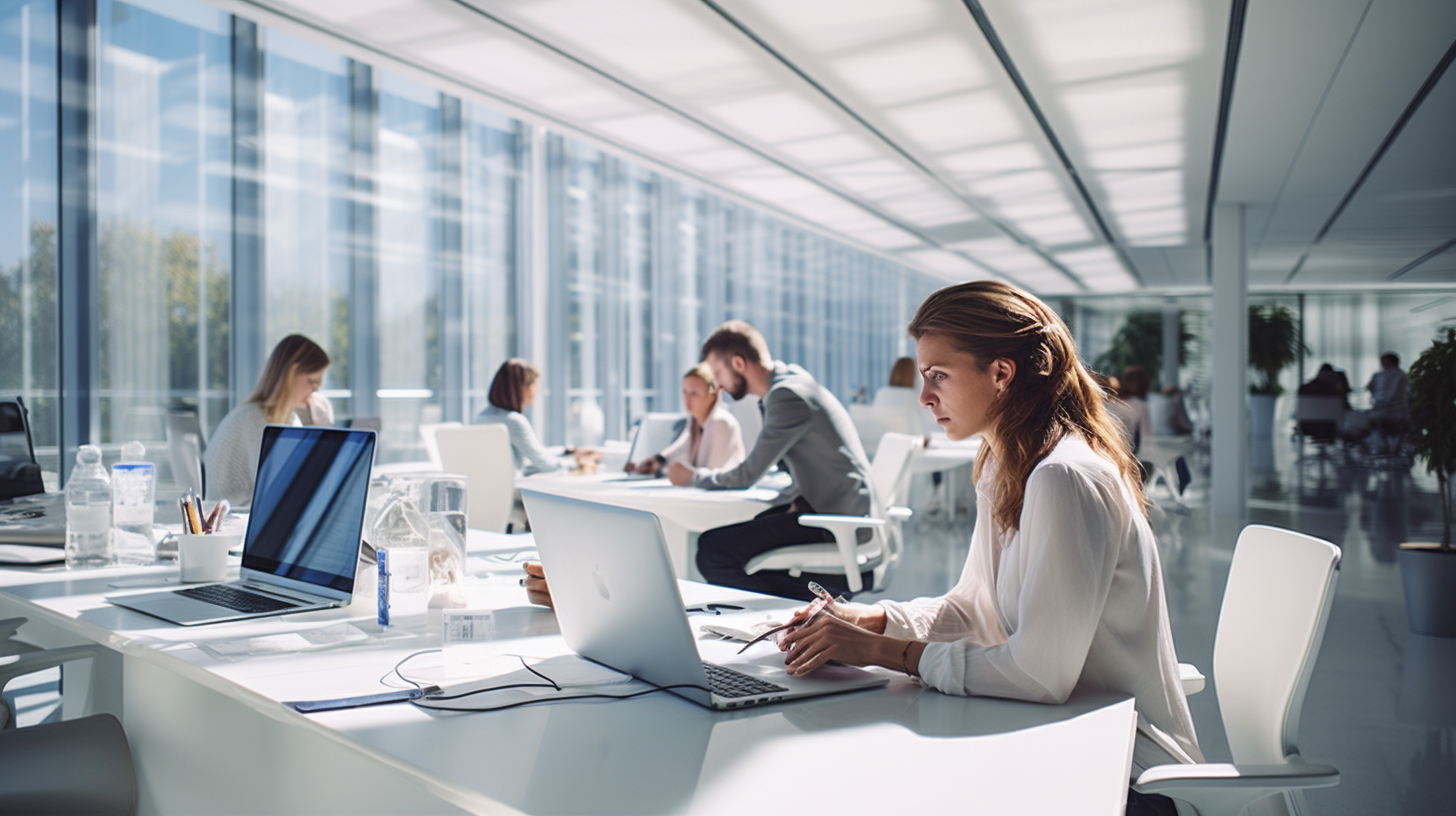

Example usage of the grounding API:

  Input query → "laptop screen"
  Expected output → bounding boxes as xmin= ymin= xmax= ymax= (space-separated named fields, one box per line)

xmin=241 ymin=426 xmax=375 ymax=593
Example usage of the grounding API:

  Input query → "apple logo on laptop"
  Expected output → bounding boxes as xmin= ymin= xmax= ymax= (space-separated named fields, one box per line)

xmin=591 ymin=564 xmax=611 ymax=601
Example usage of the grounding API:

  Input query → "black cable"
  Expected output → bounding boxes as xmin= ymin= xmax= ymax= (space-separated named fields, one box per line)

xmin=414 ymin=683 xmax=713 ymax=712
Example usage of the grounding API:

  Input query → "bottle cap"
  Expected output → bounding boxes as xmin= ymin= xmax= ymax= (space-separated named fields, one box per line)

xmin=77 ymin=444 xmax=102 ymax=466
xmin=121 ymin=440 xmax=146 ymax=461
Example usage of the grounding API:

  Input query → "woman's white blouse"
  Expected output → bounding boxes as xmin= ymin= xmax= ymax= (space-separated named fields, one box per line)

xmin=877 ymin=435 xmax=1202 ymax=774
xmin=658 ymin=403 xmax=746 ymax=470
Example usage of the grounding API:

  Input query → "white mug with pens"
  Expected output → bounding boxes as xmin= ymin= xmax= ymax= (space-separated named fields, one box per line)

xmin=176 ymin=491 xmax=236 ymax=583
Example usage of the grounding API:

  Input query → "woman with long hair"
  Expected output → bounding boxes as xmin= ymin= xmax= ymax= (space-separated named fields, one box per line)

xmin=626 ymin=363 xmax=745 ymax=475
xmin=205 ymin=334 xmax=331 ymax=506
xmin=776 ymin=282 xmax=1201 ymax=805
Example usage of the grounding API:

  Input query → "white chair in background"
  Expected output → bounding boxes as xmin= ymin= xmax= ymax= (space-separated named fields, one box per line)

xmin=418 ymin=421 xmax=463 ymax=470
xmin=164 ymin=410 xmax=206 ymax=495
xmin=1135 ymin=524 xmax=1342 ymax=816
xmin=743 ymin=432 xmax=922 ymax=594
xmin=434 ymin=425 xmax=514 ymax=533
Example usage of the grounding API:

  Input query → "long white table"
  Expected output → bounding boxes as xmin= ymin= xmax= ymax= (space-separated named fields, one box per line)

xmin=0 ymin=534 xmax=1138 ymax=815
xmin=516 ymin=472 xmax=783 ymax=579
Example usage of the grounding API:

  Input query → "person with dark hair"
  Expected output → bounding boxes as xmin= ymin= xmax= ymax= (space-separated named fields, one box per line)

xmin=1299 ymin=363 xmax=1352 ymax=407
xmin=1365 ymin=351 xmax=1410 ymax=454
xmin=477 ymin=359 xmax=595 ymax=476
xmin=206 ymin=334 xmax=331 ymax=506
xmin=774 ymin=282 xmax=1201 ymax=810
xmin=666 ymin=320 xmax=875 ymax=600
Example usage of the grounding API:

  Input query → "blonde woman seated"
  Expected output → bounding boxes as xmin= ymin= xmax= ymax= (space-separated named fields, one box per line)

xmin=775 ymin=282 xmax=1201 ymax=814
xmin=205 ymin=335 xmax=330 ymax=507
xmin=626 ymin=364 xmax=746 ymax=476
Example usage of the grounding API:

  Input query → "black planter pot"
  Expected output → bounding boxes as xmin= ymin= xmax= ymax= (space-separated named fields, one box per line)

xmin=1398 ymin=545 xmax=1456 ymax=637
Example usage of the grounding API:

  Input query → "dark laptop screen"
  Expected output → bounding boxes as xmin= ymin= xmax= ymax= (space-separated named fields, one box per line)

xmin=241 ymin=426 xmax=375 ymax=592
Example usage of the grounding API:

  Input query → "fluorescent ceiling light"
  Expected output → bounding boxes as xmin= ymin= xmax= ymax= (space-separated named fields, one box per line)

xmin=594 ymin=112 xmax=726 ymax=154
xmin=826 ymin=34 xmax=988 ymax=107
xmin=969 ymin=170 xmax=1059 ymax=199
xmin=705 ymin=91 xmax=845 ymax=145
xmin=876 ymin=189 xmax=969 ymax=225
xmin=900 ymin=248 xmax=984 ymax=278
xmin=819 ymin=158 xmax=929 ymax=199
xmin=776 ymin=132 xmax=884 ymax=167
xmin=941 ymin=142 xmax=1045 ymax=178
xmin=1015 ymin=214 xmax=1093 ymax=246
xmin=739 ymin=0 xmax=942 ymax=53
xmin=885 ymin=91 xmax=1022 ymax=154
xmin=1008 ymin=0 xmax=1200 ymax=84
xmin=676 ymin=147 xmax=768 ymax=174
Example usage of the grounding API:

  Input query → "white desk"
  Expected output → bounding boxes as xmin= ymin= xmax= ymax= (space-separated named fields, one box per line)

xmin=516 ymin=472 xmax=782 ymax=579
xmin=0 ymin=537 xmax=1138 ymax=816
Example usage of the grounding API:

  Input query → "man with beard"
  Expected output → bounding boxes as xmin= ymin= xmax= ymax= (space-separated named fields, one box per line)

xmin=666 ymin=320 xmax=875 ymax=600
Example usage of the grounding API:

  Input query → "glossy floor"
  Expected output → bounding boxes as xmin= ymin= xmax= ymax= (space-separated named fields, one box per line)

xmin=866 ymin=438 xmax=1455 ymax=816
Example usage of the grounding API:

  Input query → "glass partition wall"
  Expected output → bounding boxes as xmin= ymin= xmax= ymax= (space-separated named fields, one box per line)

xmin=0 ymin=0 xmax=942 ymax=479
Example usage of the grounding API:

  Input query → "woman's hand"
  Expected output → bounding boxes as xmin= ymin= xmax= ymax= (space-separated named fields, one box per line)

xmin=780 ymin=599 xmax=887 ymax=634
xmin=631 ymin=458 xmax=661 ymax=476
xmin=667 ymin=461 xmax=694 ymax=486
xmin=777 ymin=614 xmax=906 ymax=677
xmin=522 ymin=561 xmax=554 ymax=609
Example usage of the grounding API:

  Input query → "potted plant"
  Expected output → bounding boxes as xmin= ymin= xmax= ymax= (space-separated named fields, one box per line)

xmin=1398 ymin=325 xmax=1456 ymax=637
xmin=1247 ymin=304 xmax=1302 ymax=438
xmin=1094 ymin=311 xmax=1194 ymax=434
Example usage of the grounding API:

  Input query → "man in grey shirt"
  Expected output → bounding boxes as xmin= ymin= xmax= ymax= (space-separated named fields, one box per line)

xmin=668 ymin=321 xmax=874 ymax=600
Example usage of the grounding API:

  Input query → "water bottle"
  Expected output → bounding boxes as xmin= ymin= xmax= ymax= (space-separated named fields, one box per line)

xmin=112 ymin=441 xmax=157 ymax=565
xmin=373 ymin=486 xmax=431 ymax=628
xmin=65 ymin=445 xmax=113 ymax=569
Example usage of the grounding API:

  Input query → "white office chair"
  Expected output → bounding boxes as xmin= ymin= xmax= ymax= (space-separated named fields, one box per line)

xmin=847 ymin=403 xmax=919 ymax=458
xmin=743 ymin=433 xmax=922 ymax=594
xmin=434 ymin=425 xmax=514 ymax=533
xmin=164 ymin=410 xmax=206 ymax=495
xmin=0 ymin=633 xmax=138 ymax=816
xmin=418 ymin=421 xmax=463 ymax=470
xmin=1135 ymin=524 xmax=1342 ymax=816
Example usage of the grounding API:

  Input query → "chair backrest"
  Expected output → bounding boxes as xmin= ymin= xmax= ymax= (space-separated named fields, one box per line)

xmin=849 ymin=404 xmax=917 ymax=455
xmin=419 ymin=421 xmax=463 ymax=469
xmin=868 ymin=432 xmax=922 ymax=512
xmin=164 ymin=410 xmax=206 ymax=495
xmin=1294 ymin=395 xmax=1343 ymax=423
xmin=435 ymin=425 xmax=514 ymax=533
xmin=721 ymin=393 xmax=762 ymax=450
xmin=1213 ymin=525 xmax=1341 ymax=765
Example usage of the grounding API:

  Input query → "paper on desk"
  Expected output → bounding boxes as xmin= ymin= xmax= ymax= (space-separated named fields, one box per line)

xmin=414 ymin=654 xmax=644 ymax=711
xmin=0 ymin=543 xmax=65 ymax=565
xmin=197 ymin=623 xmax=370 ymax=659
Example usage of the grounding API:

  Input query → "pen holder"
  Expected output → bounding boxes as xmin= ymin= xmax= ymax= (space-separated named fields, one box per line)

xmin=178 ymin=533 xmax=239 ymax=583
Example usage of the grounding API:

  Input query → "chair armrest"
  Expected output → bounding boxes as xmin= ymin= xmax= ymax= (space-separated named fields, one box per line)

xmin=1135 ymin=760 xmax=1340 ymax=794
xmin=885 ymin=506 xmax=912 ymax=522
xmin=1178 ymin=662 xmax=1205 ymax=695
xmin=0 ymin=645 xmax=101 ymax=693
xmin=797 ymin=515 xmax=886 ymax=593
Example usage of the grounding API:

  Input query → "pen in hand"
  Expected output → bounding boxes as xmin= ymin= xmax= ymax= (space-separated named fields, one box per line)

xmin=736 ymin=582 xmax=839 ymax=654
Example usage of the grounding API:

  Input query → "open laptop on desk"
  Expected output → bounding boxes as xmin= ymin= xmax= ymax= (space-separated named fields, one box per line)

xmin=107 ymin=425 xmax=375 ymax=626
xmin=521 ymin=489 xmax=886 ymax=710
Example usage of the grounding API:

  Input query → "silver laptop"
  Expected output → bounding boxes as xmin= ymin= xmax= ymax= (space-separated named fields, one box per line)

xmin=608 ymin=413 xmax=688 ymax=481
xmin=107 ymin=425 xmax=375 ymax=626
xmin=521 ymin=489 xmax=888 ymax=710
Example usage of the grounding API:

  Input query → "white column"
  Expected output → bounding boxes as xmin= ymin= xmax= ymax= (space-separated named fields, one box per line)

xmin=1210 ymin=204 xmax=1248 ymax=548
xmin=527 ymin=124 xmax=549 ymax=433
xmin=1161 ymin=302 xmax=1180 ymax=388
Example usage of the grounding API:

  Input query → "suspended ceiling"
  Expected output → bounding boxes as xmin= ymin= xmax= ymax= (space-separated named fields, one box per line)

xmin=218 ymin=0 xmax=1456 ymax=293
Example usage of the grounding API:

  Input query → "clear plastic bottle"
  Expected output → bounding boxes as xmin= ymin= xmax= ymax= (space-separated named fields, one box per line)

xmin=65 ymin=445 xmax=113 ymax=569
xmin=373 ymin=486 xmax=431 ymax=628
xmin=112 ymin=441 xmax=157 ymax=565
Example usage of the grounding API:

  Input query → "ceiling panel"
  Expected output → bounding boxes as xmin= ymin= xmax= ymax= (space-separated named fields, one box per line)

xmin=224 ymin=0 xmax=1456 ymax=294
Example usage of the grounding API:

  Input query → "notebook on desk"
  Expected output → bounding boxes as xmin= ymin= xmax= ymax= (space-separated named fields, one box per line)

xmin=521 ymin=489 xmax=887 ymax=710
xmin=106 ymin=425 xmax=375 ymax=626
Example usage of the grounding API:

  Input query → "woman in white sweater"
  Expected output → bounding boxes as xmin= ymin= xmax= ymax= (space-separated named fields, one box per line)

xmin=204 ymin=335 xmax=331 ymax=507
xmin=776 ymin=282 xmax=1201 ymax=813
xmin=626 ymin=364 xmax=745 ymax=475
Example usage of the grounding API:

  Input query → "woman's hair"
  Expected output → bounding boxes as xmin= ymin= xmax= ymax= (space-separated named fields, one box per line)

xmin=1119 ymin=365 xmax=1151 ymax=400
xmin=683 ymin=363 xmax=718 ymax=391
xmin=888 ymin=357 xmax=917 ymax=388
xmin=908 ymin=281 xmax=1145 ymax=533
xmin=247 ymin=334 xmax=330 ymax=424
xmin=488 ymin=359 xmax=541 ymax=413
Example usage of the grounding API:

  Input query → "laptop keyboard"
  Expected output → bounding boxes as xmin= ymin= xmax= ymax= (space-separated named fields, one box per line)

xmin=703 ymin=662 xmax=788 ymax=699
xmin=176 ymin=584 xmax=300 ymax=614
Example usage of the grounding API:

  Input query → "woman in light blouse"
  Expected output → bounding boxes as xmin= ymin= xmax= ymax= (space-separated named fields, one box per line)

xmin=626 ymin=364 xmax=746 ymax=475
xmin=776 ymin=282 xmax=1202 ymax=812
